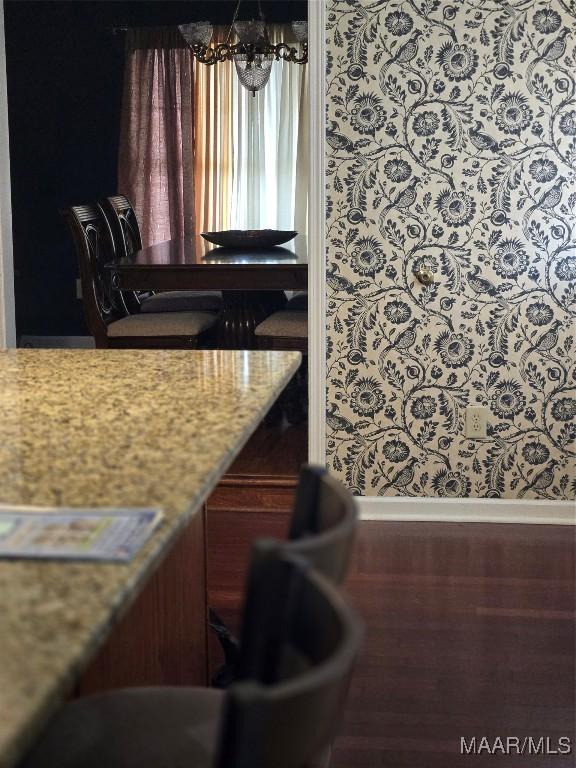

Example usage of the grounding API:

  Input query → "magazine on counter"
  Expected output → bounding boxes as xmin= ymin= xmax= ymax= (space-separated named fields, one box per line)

xmin=0 ymin=505 xmax=163 ymax=562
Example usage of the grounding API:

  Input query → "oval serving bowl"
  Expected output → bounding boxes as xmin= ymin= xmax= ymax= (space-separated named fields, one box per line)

xmin=201 ymin=229 xmax=298 ymax=250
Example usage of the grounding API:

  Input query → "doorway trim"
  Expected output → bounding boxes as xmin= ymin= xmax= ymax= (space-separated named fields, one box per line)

xmin=0 ymin=3 xmax=16 ymax=348
xmin=308 ymin=0 xmax=326 ymax=464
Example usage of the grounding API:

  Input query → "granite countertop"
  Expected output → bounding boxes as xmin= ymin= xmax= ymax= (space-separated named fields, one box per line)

xmin=0 ymin=348 xmax=301 ymax=768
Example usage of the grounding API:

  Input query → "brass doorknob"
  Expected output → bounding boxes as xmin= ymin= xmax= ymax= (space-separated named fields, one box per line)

xmin=414 ymin=266 xmax=434 ymax=285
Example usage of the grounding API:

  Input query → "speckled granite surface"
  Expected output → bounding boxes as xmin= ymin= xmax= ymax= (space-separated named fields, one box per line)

xmin=0 ymin=348 xmax=300 ymax=768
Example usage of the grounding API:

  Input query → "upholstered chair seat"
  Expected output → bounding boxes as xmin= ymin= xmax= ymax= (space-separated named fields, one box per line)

xmin=20 ymin=687 xmax=223 ymax=768
xmin=107 ymin=311 xmax=217 ymax=337
xmin=255 ymin=310 xmax=307 ymax=421
xmin=141 ymin=290 xmax=223 ymax=314
xmin=254 ymin=311 xmax=307 ymax=339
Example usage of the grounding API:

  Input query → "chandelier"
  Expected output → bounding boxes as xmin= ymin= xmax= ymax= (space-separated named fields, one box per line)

xmin=178 ymin=0 xmax=308 ymax=96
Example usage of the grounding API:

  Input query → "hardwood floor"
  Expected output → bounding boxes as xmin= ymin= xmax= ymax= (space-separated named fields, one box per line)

xmin=207 ymin=424 xmax=575 ymax=767
xmin=332 ymin=522 xmax=575 ymax=768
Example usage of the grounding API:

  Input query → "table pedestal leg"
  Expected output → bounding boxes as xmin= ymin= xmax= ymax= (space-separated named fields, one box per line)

xmin=217 ymin=291 xmax=286 ymax=349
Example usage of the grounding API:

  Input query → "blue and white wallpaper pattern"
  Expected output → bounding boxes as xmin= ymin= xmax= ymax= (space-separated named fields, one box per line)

xmin=326 ymin=0 xmax=576 ymax=499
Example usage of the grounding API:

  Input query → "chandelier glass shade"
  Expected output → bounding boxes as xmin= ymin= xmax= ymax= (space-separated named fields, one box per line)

xmin=234 ymin=20 xmax=267 ymax=46
xmin=290 ymin=21 xmax=308 ymax=43
xmin=179 ymin=21 xmax=213 ymax=47
xmin=178 ymin=1 xmax=307 ymax=96
xmin=234 ymin=52 xmax=275 ymax=92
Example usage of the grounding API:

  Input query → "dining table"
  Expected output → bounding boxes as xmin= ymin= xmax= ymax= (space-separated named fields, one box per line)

xmin=106 ymin=234 xmax=308 ymax=349
xmin=0 ymin=348 xmax=301 ymax=768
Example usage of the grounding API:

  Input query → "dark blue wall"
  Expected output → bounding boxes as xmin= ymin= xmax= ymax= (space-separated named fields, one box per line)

xmin=4 ymin=0 xmax=307 ymax=338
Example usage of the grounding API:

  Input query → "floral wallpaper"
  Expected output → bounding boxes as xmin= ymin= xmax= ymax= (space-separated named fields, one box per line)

xmin=325 ymin=0 xmax=576 ymax=499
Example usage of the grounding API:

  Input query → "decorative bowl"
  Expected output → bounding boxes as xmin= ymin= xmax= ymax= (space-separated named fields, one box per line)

xmin=201 ymin=229 xmax=298 ymax=250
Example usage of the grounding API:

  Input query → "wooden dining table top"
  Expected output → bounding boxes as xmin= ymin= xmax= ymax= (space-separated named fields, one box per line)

xmin=107 ymin=234 xmax=308 ymax=292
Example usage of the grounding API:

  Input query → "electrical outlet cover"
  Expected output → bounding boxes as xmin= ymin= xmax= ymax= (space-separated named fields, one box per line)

xmin=465 ymin=406 xmax=488 ymax=439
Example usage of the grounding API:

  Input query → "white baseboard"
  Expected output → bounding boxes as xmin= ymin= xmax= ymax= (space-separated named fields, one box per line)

xmin=19 ymin=335 xmax=95 ymax=349
xmin=358 ymin=496 xmax=576 ymax=525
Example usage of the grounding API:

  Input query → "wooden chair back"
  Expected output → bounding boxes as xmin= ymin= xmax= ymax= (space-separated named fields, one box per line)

xmin=100 ymin=196 xmax=152 ymax=312
xmin=218 ymin=541 xmax=362 ymax=768
xmin=100 ymin=195 xmax=143 ymax=259
xmin=61 ymin=204 xmax=129 ymax=345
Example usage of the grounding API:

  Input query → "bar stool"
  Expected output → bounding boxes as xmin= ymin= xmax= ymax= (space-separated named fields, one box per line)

xmin=286 ymin=463 xmax=358 ymax=582
xmin=210 ymin=464 xmax=358 ymax=686
xmin=19 ymin=543 xmax=362 ymax=768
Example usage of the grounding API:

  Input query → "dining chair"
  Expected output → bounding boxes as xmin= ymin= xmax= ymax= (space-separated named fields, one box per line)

xmin=100 ymin=195 xmax=143 ymax=257
xmin=100 ymin=195 xmax=223 ymax=313
xmin=62 ymin=204 xmax=218 ymax=349
xmin=210 ymin=464 xmax=358 ymax=686
xmin=254 ymin=310 xmax=307 ymax=353
xmin=20 ymin=543 xmax=363 ymax=768
xmin=255 ymin=310 xmax=307 ymax=422
xmin=285 ymin=291 xmax=308 ymax=310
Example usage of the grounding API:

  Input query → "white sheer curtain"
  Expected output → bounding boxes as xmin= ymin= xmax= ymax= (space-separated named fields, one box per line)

xmin=120 ymin=24 xmax=308 ymax=238
xmin=230 ymin=25 xmax=308 ymax=232
xmin=194 ymin=27 xmax=233 ymax=234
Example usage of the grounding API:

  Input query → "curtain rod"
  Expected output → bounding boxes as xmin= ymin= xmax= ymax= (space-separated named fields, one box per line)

xmin=112 ymin=17 xmax=301 ymax=35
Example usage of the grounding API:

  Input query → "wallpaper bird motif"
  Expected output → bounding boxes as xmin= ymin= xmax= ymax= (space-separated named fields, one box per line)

xmin=326 ymin=0 xmax=576 ymax=499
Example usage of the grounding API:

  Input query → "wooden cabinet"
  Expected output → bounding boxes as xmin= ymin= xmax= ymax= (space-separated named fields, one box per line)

xmin=78 ymin=423 xmax=306 ymax=691
xmin=78 ymin=509 xmax=208 ymax=693
xmin=206 ymin=475 xmax=297 ymax=675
